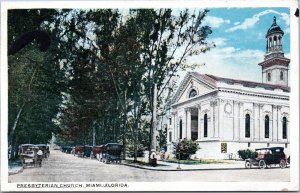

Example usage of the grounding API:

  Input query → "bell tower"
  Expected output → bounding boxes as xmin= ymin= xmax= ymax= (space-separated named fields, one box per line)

xmin=258 ymin=16 xmax=290 ymax=86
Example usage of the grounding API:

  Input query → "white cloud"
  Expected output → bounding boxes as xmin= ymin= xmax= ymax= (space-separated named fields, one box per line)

xmin=182 ymin=46 xmax=265 ymax=82
xmin=203 ymin=16 xmax=230 ymax=28
xmin=234 ymin=22 xmax=240 ymax=25
xmin=226 ymin=9 xmax=290 ymax=32
xmin=209 ymin=38 xmax=227 ymax=47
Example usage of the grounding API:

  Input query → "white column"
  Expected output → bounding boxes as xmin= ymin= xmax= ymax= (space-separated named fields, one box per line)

xmin=272 ymin=105 xmax=278 ymax=141
xmin=259 ymin=104 xmax=264 ymax=141
xmin=254 ymin=104 xmax=260 ymax=141
xmin=197 ymin=105 xmax=201 ymax=140
xmin=215 ymin=100 xmax=219 ymax=138
xmin=269 ymin=105 xmax=276 ymax=141
xmin=172 ymin=112 xmax=177 ymax=141
xmin=210 ymin=101 xmax=214 ymax=138
xmin=186 ymin=108 xmax=191 ymax=140
xmin=277 ymin=106 xmax=282 ymax=141
xmin=233 ymin=101 xmax=239 ymax=140
xmin=239 ymin=102 xmax=244 ymax=140
xmin=219 ymin=100 xmax=225 ymax=139
xmin=182 ymin=110 xmax=187 ymax=139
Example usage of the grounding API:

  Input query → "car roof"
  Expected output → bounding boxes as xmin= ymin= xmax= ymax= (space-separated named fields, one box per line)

xmin=21 ymin=144 xmax=34 ymax=146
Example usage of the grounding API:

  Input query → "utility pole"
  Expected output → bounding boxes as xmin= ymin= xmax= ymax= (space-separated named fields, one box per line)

xmin=92 ymin=121 xmax=96 ymax=146
xmin=150 ymin=83 xmax=157 ymax=151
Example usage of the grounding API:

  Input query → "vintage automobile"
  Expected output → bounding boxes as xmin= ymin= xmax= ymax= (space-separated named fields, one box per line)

xmin=245 ymin=147 xmax=288 ymax=169
xmin=91 ymin=145 xmax=104 ymax=160
xmin=83 ymin=145 xmax=93 ymax=158
xmin=74 ymin=145 xmax=84 ymax=157
xmin=19 ymin=144 xmax=42 ymax=168
xmin=102 ymin=143 xmax=123 ymax=164
xmin=36 ymin=144 xmax=50 ymax=158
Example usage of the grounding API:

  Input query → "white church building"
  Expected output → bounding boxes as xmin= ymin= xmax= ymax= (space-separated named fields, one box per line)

xmin=166 ymin=16 xmax=290 ymax=159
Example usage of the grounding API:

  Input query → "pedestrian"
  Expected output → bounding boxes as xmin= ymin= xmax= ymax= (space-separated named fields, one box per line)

xmin=37 ymin=149 xmax=43 ymax=167
xmin=150 ymin=149 xmax=157 ymax=167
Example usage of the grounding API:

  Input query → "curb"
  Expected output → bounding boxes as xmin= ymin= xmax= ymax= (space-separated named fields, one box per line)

xmin=9 ymin=167 xmax=24 ymax=175
xmin=122 ymin=163 xmax=246 ymax=171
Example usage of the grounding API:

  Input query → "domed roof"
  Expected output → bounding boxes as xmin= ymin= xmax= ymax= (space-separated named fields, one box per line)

xmin=266 ymin=16 xmax=284 ymax=37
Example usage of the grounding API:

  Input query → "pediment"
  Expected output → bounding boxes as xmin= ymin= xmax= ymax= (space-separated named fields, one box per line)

xmin=172 ymin=72 xmax=216 ymax=104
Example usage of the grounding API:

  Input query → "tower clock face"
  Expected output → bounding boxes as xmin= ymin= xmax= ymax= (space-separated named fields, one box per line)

xmin=224 ymin=103 xmax=232 ymax=114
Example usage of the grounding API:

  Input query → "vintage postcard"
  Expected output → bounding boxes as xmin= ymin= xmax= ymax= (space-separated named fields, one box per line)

xmin=1 ymin=0 xmax=299 ymax=191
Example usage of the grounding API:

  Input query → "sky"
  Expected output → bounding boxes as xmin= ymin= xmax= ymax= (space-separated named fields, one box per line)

xmin=180 ymin=7 xmax=290 ymax=82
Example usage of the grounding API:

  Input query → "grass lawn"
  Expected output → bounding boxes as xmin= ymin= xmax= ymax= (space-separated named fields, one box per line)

xmin=162 ymin=159 xmax=234 ymax=165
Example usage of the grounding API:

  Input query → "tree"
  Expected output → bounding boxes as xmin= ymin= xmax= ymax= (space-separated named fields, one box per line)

xmin=130 ymin=9 xmax=214 ymax=151
xmin=8 ymin=9 xmax=63 ymax=159
xmin=173 ymin=138 xmax=199 ymax=160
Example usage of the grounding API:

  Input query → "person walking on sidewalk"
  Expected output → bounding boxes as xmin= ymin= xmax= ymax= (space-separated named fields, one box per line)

xmin=150 ymin=149 xmax=157 ymax=167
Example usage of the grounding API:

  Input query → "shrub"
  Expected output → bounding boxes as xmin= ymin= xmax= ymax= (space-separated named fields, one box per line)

xmin=238 ymin=149 xmax=256 ymax=160
xmin=173 ymin=138 xmax=199 ymax=160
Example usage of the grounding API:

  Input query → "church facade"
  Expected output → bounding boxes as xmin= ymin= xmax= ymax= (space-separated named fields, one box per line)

xmin=166 ymin=17 xmax=290 ymax=159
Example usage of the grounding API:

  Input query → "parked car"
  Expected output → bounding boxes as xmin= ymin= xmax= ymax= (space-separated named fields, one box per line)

xmin=74 ymin=145 xmax=84 ymax=157
xmin=102 ymin=143 xmax=123 ymax=164
xmin=19 ymin=144 xmax=42 ymax=168
xmin=83 ymin=145 xmax=93 ymax=158
xmin=36 ymin=144 xmax=50 ymax=158
xmin=245 ymin=147 xmax=288 ymax=169
xmin=91 ymin=145 xmax=104 ymax=160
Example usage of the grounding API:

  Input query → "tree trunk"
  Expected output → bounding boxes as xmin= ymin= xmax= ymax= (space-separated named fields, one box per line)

xmin=8 ymin=104 xmax=24 ymax=159
xmin=150 ymin=84 xmax=157 ymax=151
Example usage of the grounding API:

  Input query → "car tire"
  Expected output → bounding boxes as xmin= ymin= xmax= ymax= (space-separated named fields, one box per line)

xmin=259 ymin=160 xmax=266 ymax=169
xmin=279 ymin=159 xmax=287 ymax=169
xmin=245 ymin=161 xmax=251 ymax=169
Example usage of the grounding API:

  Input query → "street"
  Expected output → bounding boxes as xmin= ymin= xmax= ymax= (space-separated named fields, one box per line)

xmin=9 ymin=150 xmax=289 ymax=182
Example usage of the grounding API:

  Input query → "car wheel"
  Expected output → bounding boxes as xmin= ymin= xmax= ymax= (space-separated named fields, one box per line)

xmin=279 ymin=159 xmax=287 ymax=169
xmin=259 ymin=160 xmax=266 ymax=169
xmin=245 ymin=161 xmax=251 ymax=169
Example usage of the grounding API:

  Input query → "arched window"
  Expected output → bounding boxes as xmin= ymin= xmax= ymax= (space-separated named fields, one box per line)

xmin=280 ymin=71 xmax=284 ymax=80
xmin=204 ymin=114 xmax=208 ymax=137
xmin=267 ymin=72 xmax=271 ymax=81
xmin=278 ymin=36 xmax=282 ymax=45
xmin=269 ymin=37 xmax=272 ymax=47
xmin=189 ymin=89 xmax=197 ymax=98
xmin=274 ymin=36 xmax=277 ymax=46
xmin=265 ymin=115 xmax=270 ymax=138
xmin=179 ymin=120 xmax=183 ymax=139
xmin=283 ymin=117 xmax=287 ymax=139
xmin=245 ymin=114 xmax=250 ymax=138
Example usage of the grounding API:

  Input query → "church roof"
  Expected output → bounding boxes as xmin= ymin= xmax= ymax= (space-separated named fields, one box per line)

xmin=171 ymin=72 xmax=289 ymax=105
xmin=203 ymin=73 xmax=290 ymax=92
xmin=266 ymin=16 xmax=284 ymax=37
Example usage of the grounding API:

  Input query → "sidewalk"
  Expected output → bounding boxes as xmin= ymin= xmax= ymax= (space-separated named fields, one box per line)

xmin=123 ymin=159 xmax=245 ymax=171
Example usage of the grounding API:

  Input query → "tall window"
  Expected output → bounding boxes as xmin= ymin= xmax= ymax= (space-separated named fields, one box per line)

xmin=280 ymin=71 xmax=284 ymax=80
xmin=169 ymin=131 xmax=172 ymax=142
xmin=283 ymin=117 xmax=287 ymax=139
xmin=245 ymin=114 xmax=250 ymax=138
xmin=267 ymin=72 xmax=271 ymax=81
xmin=189 ymin=89 xmax=197 ymax=98
xmin=265 ymin=115 xmax=270 ymax=138
xmin=179 ymin=120 xmax=183 ymax=139
xmin=204 ymin=114 xmax=208 ymax=137
xmin=274 ymin=36 xmax=277 ymax=45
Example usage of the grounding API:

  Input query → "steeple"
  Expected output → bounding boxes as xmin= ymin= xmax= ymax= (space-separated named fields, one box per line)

xmin=258 ymin=16 xmax=290 ymax=86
